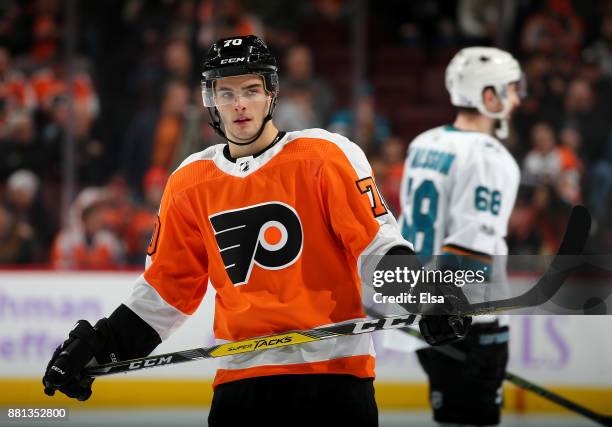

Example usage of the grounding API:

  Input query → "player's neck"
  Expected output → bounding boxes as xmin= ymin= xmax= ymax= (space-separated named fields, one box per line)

xmin=227 ymin=122 xmax=280 ymax=159
xmin=453 ymin=114 xmax=495 ymax=136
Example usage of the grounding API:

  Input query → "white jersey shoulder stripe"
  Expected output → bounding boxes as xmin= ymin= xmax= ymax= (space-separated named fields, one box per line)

xmin=286 ymin=128 xmax=372 ymax=179
xmin=171 ymin=145 xmax=219 ymax=176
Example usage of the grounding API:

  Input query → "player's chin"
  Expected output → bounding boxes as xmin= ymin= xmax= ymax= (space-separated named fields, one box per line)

xmin=229 ymin=126 xmax=258 ymax=143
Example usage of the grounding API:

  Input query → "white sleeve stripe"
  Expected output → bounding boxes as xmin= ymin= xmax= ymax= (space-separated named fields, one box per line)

xmin=124 ymin=274 xmax=190 ymax=341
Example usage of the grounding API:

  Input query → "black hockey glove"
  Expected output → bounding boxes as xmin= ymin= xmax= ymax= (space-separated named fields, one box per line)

xmin=43 ymin=304 xmax=162 ymax=401
xmin=419 ymin=315 xmax=472 ymax=346
xmin=42 ymin=319 xmax=118 ymax=401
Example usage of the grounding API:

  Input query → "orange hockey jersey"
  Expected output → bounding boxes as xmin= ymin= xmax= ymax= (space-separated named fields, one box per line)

xmin=124 ymin=128 xmax=412 ymax=387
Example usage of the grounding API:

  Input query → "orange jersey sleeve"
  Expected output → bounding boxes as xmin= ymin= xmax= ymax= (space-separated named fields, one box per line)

xmin=125 ymin=169 xmax=209 ymax=339
xmin=143 ymin=175 xmax=209 ymax=315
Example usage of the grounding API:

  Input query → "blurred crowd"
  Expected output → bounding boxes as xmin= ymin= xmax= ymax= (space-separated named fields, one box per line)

xmin=0 ymin=0 xmax=611 ymax=268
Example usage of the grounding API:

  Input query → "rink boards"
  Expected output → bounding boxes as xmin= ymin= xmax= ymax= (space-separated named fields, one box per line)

xmin=0 ymin=271 xmax=610 ymax=413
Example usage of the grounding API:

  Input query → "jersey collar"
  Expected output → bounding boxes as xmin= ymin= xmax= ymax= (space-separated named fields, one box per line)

xmin=222 ymin=131 xmax=287 ymax=163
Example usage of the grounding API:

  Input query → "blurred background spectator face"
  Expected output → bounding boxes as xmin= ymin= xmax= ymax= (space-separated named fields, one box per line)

xmin=7 ymin=169 xmax=39 ymax=212
xmin=215 ymin=0 xmax=264 ymax=39
xmin=82 ymin=202 xmax=106 ymax=238
xmin=164 ymin=40 xmax=193 ymax=83
xmin=285 ymin=46 xmax=314 ymax=82
xmin=381 ymin=136 xmax=404 ymax=166
xmin=559 ymin=126 xmax=582 ymax=151
xmin=531 ymin=122 xmax=557 ymax=154
xmin=274 ymin=82 xmax=319 ymax=131
xmin=313 ymin=0 xmax=345 ymax=21
xmin=32 ymin=12 xmax=60 ymax=63
xmin=564 ymin=78 xmax=594 ymax=113
xmin=7 ymin=111 xmax=34 ymax=143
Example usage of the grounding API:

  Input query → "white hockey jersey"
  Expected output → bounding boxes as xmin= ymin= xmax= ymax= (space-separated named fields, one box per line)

xmin=398 ymin=125 xmax=520 ymax=261
xmin=385 ymin=124 xmax=521 ymax=335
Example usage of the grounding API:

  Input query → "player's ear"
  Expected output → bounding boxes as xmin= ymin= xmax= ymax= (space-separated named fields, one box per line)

xmin=482 ymin=86 xmax=499 ymax=110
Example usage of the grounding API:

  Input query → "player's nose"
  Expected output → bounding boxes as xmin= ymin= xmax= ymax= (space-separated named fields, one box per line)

xmin=233 ymin=95 xmax=247 ymax=111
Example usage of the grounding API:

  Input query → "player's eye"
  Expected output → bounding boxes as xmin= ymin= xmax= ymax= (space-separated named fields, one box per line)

xmin=219 ymin=91 xmax=235 ymax=100
xmin=244 ymin=88 xmax=261 ymax=97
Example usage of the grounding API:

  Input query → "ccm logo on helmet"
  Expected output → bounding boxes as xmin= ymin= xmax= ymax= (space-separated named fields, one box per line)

xmin=220 ymin=57 xmax=245 ymax=64
xmin=209 ymin=202 xmax=303 ymax=286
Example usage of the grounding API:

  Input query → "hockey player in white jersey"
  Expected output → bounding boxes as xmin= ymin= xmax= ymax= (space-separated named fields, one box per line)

xmin=396 ymin=47 xmax=523 ymax=425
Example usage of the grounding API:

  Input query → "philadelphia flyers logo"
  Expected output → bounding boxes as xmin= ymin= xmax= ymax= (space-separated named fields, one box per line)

xmin=209 ymin=202 xmax=303 ymax=286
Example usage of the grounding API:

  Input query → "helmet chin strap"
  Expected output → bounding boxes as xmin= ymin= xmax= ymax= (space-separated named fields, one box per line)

xmin=494 ymin=119 xmax=509 ymax=139
xmin=208 ymin=100 xmax=276 ymax=146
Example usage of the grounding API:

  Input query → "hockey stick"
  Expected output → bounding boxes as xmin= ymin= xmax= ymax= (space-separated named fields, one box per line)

xmin=85 ymin=206 xmax=590 ymax=378
xmin=365 ymin=307 xmax=612 ymax=427
xmin=450 ymin=204 xmax=591 ymax=316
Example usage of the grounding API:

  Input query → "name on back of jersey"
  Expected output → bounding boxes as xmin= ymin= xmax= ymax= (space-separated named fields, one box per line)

xmin=410 ymin=147 xmax=456 ymax=175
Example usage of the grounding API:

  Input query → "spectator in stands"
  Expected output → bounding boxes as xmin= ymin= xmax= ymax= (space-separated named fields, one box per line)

xmin=584 ymin=14 xmax=612 ymax=78
xmin=121 ymin=102 xmax=160 ymax=199
xmin=0 ymin=47 xmax=34 ymax=138
xmin=328 ymin=83 xmax=391 ymax=156
xmin=51 ymin=188 xmax=124 ymax=269
xmin=299 ymin=0 xmax=351 ymax=49
xmin=212 ymin=0 xmax=264 ymax=40
xmin=507 ymin=184 xmax=570 ymax=255
xmin=29 ymin=7 xmax=61 ymax=68
xmin=30 ymin=54 xmax=99 ymax=121
xmin=274 ymin=82 xmax=320 ymax=131
xmin=521 ymin=0 xmax=584 ymax=57
xmin=523 ymin=122 xmax=561 ymax=185
xmin=101 ymin=175 xmax=135 ymax=246
xmin=562 ymin=78 xmax=608 ymax=161
xmin=37 ymin=83 xmax=106 ymax=186
xmin=531 ymin=183 xmax=572 ymax=254
xmin=150 ymin=80 xmax=191 ymax=171
xmin=280 ymin=44 xmax=336 ymax=124
xmin=163 ymin=39 xmax=195 ymax=86
xmin=4 ymin=169 xmax=53 ymax=262
xmin=457 ymin=0 xmax=517 ymax=46
xmin=556 ymin=125 xmax=583 ymax=204
xmin=166 ymin=0 xmax=199 ymax=43
xmin=0 ymin=202 xmax=33 ymax=264
xmin=0 ymin=111 xmax=46 ymax=180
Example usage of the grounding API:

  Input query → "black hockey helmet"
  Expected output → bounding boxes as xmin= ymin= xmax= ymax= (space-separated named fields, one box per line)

xmin=201 ymin=35 xmax=279 ymax=107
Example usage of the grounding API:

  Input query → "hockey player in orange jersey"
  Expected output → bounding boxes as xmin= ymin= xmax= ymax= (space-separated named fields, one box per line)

xmin=42 ymin=35 xmax=471 ymax=426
